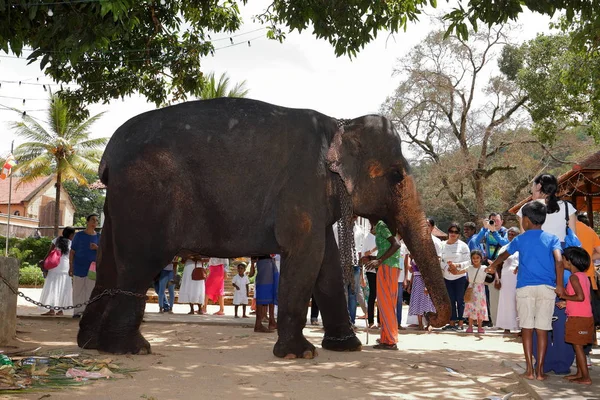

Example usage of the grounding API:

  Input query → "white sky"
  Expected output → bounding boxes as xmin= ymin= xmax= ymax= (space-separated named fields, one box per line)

xmin=0 ymin=1 xmax=556 ymax=158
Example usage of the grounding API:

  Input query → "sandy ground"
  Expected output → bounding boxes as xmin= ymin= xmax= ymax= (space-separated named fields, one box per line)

xmin=2 ymin=316 xmax=535 ymax=400
xmin=3 ymin=289 xmax=598 ymax=400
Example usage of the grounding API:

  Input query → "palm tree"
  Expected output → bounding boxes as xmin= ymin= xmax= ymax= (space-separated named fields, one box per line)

xmin=12 ymin=94 xmax=107 ymax=237
xmin=200 ymin=72 xmax=250 ymax=99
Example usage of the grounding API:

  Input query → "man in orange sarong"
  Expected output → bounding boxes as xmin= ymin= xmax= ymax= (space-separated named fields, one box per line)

xmin=364 ymin=220 xmax=402 ymax=350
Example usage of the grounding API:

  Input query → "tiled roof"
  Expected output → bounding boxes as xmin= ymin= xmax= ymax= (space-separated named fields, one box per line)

xmin=0 ymin=176 xmax=53 ymax=205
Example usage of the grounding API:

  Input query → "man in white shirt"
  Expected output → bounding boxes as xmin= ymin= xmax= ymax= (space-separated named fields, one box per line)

xmin=348 ymin=217 xmax=369 ymax=325
xmin=362 ymin=224 xmax=379 ymax=328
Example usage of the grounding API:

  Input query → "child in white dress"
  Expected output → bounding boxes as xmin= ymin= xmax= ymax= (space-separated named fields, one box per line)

xmin=232 ymin=263 xmax=250 ymax=318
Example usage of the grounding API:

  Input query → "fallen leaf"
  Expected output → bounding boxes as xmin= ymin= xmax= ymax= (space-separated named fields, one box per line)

xmin=33 ymin=366 xmax=49 ymax=376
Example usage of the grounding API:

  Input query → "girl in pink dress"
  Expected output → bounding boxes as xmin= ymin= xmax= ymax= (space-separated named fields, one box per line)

xmin=557 ymin=247 xmax=595 ymax=386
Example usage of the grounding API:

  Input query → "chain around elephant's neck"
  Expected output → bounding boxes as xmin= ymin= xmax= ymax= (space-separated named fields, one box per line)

xmin=336 ymin=178 xmax=357 ymax=288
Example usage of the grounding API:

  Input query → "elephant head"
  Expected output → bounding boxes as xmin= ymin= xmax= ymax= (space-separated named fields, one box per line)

xmin=327 ymin=115 xmax=451 ymax=327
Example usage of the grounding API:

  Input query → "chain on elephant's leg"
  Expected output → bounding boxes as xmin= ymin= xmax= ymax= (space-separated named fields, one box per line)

xmin=95 ymin=293 xmax=150 ymax=354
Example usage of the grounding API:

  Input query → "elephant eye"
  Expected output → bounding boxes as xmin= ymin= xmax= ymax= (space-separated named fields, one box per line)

xmin=389 ymin=169 xmax=404 ymax=183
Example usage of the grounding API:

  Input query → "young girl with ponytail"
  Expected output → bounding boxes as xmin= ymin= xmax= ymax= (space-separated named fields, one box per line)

xmin=39 ymin=227 xmax=76 ymax=316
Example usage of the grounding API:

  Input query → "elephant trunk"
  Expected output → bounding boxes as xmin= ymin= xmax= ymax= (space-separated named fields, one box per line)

xmin=392 ymin=176 xmax=451 ymax=328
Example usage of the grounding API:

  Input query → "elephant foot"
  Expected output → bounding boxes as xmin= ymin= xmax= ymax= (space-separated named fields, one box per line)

xmin=77 ymin=325 xmax=99 ymax=350
xmin=78 ymin=291 xmax=148 ymax=355
xmin=273 ymin=335 xmax=317 ymax=359
xmin=322 ymin=333 xmax=362 ymax=352
xmin=98 ymin=330 xmax=151 ymax=355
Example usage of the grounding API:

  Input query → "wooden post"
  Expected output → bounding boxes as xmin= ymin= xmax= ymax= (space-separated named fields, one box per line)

xmin=0 ymin=257 xmax=19 ymax=345
xmin=587 ymin=181 xmax=594 ymax=229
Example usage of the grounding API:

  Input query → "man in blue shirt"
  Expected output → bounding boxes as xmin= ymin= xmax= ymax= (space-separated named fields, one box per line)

xmin=469 ymin=212 xmax=509 ymax=326
xmin=69 ymin=214 xmax=100 ymax=318
xmin=463 ymin=222 xmax=481 ymax=252
xmin=469 ymin=213 xmax=509 ymax=260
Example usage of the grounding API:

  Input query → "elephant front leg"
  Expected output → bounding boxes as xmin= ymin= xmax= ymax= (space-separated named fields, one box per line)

xmin=272 ymin=222 xmax=326 ymax=359
xmin=273 ymin=257 xmax=320 ymax=359
xmin=315 ymin=227 xmax=362 ymax=353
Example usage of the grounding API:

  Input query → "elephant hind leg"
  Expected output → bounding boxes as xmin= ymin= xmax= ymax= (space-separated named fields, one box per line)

xmin=79 ymin=226 xmax=172 ymax=354
xmin=316 ymin=227 xmax=362 ymax=352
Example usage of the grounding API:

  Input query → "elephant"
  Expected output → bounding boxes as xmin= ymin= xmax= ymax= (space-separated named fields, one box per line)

xmin=77 ymin=97 xmax=451 ymax=358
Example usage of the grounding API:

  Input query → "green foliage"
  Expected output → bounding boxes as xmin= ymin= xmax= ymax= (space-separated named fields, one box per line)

xmin=0 ymin=0 xmax=443 ymax=114
xmin=0 ymin=236 xmax=20 ymax=255
xmin=18 ymin=265 xmax=45 ymax=286
xmin=498 ymin=44 xmax=523 ymax=81
xmin=74 ymin=216 xmax=88 ymax=228
xmin=1 ymin=235 xmax=52 ymax=265
xmin=444 ymin=1 xmax=599 ymax=45
xmin=257 ymin=0 xmax=432 ymax=58
xmin=0 ymin=0 xmax=245 ymax=116
xmin=4 ymin=1 xmax=598 ymax=118
xmin=63 ymin=173 xmax=105 ymax=222
xmin=500 ymin=34 xmax=600 ymax=143
xmin=8 ymin=247 xmax=33 ymax=264
xmin=200 ymin=72 xmax=249 ymax=99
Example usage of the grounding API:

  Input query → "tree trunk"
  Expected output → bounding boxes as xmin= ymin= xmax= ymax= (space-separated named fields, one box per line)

xmin=54 ymin=172 xmax=61 ymax=238
xmin=473 ymin=172 xmax=485 ymax=219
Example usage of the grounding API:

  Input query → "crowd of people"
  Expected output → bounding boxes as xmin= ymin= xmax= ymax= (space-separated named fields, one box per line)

xmin=34 ymin=173 xmax=599 ymax=383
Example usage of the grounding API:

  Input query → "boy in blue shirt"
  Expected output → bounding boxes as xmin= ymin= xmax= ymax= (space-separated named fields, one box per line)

xmin=488 ymin=201 xmax=564 ymax=381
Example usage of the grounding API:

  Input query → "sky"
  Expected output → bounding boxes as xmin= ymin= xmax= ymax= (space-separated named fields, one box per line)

xmin=0 ymin=1 xmax=556 ymax=158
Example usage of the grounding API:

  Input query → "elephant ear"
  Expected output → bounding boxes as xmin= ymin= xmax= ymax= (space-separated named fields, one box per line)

xmin=326 ymin=124 xmax=360 ymax=195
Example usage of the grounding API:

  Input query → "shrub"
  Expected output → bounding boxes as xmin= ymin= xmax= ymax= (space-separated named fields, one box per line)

xmin=19 ymin=265 xmax=45 ymax=286
xmin=0 ymin=236 xmax=52 ymax=265
xmin=17 ymin=236 xmax=53 ymax=264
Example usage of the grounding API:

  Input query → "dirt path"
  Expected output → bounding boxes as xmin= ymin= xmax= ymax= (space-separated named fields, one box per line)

xmin=1 ymin=317 xmax=534 ymax=400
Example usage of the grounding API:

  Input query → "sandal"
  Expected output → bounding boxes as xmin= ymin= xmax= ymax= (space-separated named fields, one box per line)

xmin=373 ymin=343 xmax=398 ymax=350
xmin=477 ymin=328 xmax=485 ymax=334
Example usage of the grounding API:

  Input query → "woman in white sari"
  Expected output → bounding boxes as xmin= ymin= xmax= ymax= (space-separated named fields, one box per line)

xmin=495 ymin=227 xmax=521 ymax=334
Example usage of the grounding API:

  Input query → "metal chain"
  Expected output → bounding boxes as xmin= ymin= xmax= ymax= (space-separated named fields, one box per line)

xmin=323 ymin=333 xmax=357 ymax=342
xmin=0 ymin=273 xmax=146 ymax=311
xmin=336 ymin=178 xmax=357 ymax=288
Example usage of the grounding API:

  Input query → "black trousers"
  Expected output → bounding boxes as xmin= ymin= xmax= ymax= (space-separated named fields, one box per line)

xmin=366 ymin=272 xmax=380 ymax=325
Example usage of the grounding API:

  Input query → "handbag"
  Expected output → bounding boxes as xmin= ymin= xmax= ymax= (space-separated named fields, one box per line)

xmin=191 ymin=261 xmax=206 ymax=281
xmin=563 ymin=201 xmax=581 ymax=248
xmin=87 ymin=262 xmax=97 ymax=281
xmin=464 ymin=267 xmax=481 ymax=303
xmin=43 ymin=248 xmax=61 ymax=270
xmin=484 ymin=272 xmax=495 ymax=284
